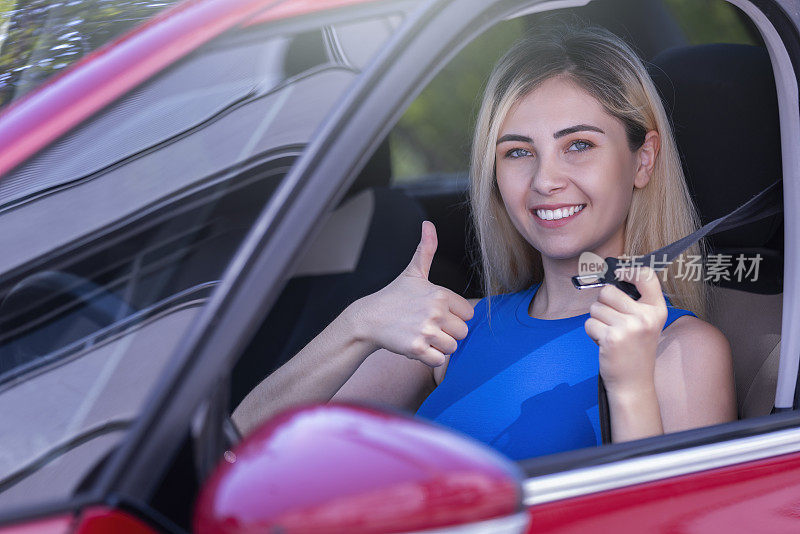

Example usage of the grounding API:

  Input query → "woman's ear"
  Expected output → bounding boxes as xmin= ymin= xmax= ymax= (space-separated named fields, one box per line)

xmin=634 ymin=130 xmax=660 ymax=189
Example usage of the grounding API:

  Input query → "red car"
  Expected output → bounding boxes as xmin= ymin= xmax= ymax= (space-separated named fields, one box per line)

xmin=0 ymin=0 xmax=798 ymax=532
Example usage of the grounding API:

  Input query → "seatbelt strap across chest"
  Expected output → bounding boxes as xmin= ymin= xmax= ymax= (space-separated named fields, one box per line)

xmin=575 ymin=180 xmax=783 ymax=444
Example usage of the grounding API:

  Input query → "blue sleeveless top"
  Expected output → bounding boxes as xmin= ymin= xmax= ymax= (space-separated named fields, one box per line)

xmin=415 ymin=284 xmax=696 ymax=461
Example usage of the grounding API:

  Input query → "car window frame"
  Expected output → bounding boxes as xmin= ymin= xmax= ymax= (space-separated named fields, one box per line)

xmin=55 ymin=0 xmax=800 ymax=520
xmin=86 ymin=0 xmax=423 ymax=509
xmin=0 ymin=0 xmax=419 ymax=528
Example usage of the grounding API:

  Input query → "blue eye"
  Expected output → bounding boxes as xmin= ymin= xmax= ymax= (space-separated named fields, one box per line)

xmin=505 ymin=148 xmax=531 ymax=159
xmin=569 ymin=140 xmax=593 ymax=152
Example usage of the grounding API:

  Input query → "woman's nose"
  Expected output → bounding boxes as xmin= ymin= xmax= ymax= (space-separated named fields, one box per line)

xmin=530 ymin=151 xmax=568 ymax=194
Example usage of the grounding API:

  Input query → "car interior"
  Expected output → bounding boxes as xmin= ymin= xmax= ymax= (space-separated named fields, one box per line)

xmin=231 ymin=0 xmax=784 ymax=424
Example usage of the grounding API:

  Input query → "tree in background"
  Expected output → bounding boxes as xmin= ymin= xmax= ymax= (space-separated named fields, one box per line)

xmin=0 ymin=0 xmax=178 ymax=108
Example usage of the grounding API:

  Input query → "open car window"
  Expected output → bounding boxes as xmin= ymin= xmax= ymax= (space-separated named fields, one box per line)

xmin=0 ymin=3 xmax=404 ymax=515
xmin=245 ymin=0 xmax=785 ymax=471
xmin=396 ymin=0 xmax=785 ymax=460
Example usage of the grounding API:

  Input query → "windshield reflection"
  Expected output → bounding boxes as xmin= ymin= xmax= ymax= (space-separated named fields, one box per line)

xmin=0 ymin=0 xmax=179 ymax=108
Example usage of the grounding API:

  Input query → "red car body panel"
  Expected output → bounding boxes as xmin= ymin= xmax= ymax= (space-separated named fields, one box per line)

xmin=194 ymin=403 xmax=522 ymax=533
xmin=72 ymin=508 xmax=157 ymax=534
xmin=243 ymin=0 xmax=381 ymax=26
xmin=0 ymin=508 xmax=160 ymax=534
xmin=0 ymin=516 xmax=72 ymax=534
xmin=0 ymin=0 xmax=379 ymax=179
xmin=526 ymin=451 xmax=800 ymax=533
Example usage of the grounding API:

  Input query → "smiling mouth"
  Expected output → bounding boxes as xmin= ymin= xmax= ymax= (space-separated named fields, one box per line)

xmin=533 ymin=204 xmax=586 ymax=221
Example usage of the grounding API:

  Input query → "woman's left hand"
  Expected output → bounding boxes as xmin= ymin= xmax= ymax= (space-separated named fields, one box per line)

xmin=584 ymin=266 xmax=668 ymax=396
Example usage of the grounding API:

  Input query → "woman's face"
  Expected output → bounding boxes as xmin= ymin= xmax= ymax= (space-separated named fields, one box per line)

xmin=495 ymin=76 xmax=658 ymax=262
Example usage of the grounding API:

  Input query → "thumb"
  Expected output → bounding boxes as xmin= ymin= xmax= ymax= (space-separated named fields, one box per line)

xmin=405 ymin=221 xmax=438 ymax=279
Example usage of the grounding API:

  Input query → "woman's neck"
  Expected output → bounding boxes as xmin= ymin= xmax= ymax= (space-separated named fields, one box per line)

xmin=529 ymin=239 xmax=625 ymax=320
xmin=529 ymin=260 xmax=601 ymax=319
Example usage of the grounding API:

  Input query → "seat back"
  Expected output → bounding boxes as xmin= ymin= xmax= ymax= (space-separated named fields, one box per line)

xmin=649 ymin=44 xmax=783 ymax=418
xmin=231 ymin=186 xmax=425 ymax=406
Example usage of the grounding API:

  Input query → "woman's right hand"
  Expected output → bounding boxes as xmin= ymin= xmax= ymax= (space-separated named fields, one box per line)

xmin=350 ymin=221 xmax=475 ymax=367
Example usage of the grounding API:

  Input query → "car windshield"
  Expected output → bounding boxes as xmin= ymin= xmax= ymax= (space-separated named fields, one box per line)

xmin=0 ymin=0 xmax=182 ymax=110
xmin=0 ymin=0 xmax=402 ymax=515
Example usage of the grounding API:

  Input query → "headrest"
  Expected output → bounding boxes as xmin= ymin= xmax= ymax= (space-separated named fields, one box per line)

xmin=648 ymin=44 xmax=782 ymax=250
xmin=346 ymin=139 xmax=392 ymax=197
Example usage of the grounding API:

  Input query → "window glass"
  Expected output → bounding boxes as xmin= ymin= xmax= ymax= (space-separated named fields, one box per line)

xmin=0 ymin=8 xmax=400 ymax=514
xmin=388 ymin=0 xmax=763 ymax=188
xmin=389 ymin=18 xmax=526 ymax=184
xmin=0 ymin=0 xmax=182 ymax=109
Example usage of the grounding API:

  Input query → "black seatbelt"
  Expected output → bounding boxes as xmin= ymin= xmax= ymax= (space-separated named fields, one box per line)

xmin=572 ymin=180 xmax=783 ymax=444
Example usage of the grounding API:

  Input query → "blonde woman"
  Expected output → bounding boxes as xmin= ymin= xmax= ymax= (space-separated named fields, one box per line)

xmin=233 ymin=22 xmax=737 ymax=459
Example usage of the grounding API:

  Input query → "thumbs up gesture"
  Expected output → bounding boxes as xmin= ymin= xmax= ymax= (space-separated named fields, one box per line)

xmin=354 ymin=221 xmax=475 ymax=367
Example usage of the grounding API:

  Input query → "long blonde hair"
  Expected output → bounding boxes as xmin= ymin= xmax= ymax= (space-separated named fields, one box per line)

xmin=470 ymin=20 xmax=706 ymax=317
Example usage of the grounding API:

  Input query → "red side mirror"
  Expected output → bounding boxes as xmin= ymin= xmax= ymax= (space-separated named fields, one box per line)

xmin=194 ymin=403 xmax=529 ymax=533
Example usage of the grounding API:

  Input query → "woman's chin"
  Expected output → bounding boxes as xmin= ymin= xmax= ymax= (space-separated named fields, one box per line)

xmin=535 ymin=245 xmax=587 ymax=262
xmin=529 ymin=232 xmax=623 ymax=263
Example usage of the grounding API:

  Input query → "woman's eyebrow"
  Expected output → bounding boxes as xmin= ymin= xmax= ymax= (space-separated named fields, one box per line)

xmin=553 ymin=124 xmax=605 ymax=139
xmin=496 ymin=125 xmax=605 ymax=145
xmin=496 ymin=134 xmax=532 ymax=145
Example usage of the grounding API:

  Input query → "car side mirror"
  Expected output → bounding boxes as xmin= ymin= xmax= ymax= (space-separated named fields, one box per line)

xmin=194 ymin=402 xmax=530 ymax=533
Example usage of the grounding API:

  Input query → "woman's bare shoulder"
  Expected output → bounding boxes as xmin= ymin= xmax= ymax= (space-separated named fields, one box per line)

xmin=432 ymin=297 xmax=482 ymax=386
xmin=655 ymin=314 xmax=736 ymax=430
xmin=657 ymin=315 xmax=731 ymax=368
xmin=661 ymin=315 xmax=730 ymax=352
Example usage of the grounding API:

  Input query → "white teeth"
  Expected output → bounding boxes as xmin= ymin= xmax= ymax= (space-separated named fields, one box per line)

xmin=535 ymin=204 xmax=585 ymax=221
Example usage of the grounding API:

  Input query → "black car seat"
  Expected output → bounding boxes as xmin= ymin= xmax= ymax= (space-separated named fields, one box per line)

xmin=231 ymin=141 xmax=426 ymax=407
xmin=648 ymin=43 xmax=784 ymax=418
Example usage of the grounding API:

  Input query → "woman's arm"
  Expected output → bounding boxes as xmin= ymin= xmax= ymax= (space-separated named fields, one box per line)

xmin=601 ymin=317 xmax=736 ymax=442
xmin=330 ymin=296 xmax=482 ymax=414
xmin=331 ymin=348 xmax=437 ymax=411
xmin=232 ymin=221 xmax=474 ymax=436
xmin=232 ymin=302 xmax=377 ymax=436
xmin=654 ymin=316 xmax=737 ymax=432
xmin=601 ymin=316 xmax=736 ymax=441
xmin=585 ymin=267 xmax=736 ymax=443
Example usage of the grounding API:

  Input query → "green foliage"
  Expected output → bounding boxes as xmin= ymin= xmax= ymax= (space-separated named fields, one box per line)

xmin=0 ymin=0 xmax=14 ymax=18
xmin=390 ymin=18 xmax=526 ymax=181
xmin=0 ymin=0 xmax=15 ymax=20
xmin=0 ymin=0 xmax=177 ymax=108
xmin=663 ymin=0 xmax=757 ymax=46
xmin=391 ymin=1 xmax=759 ymax=183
